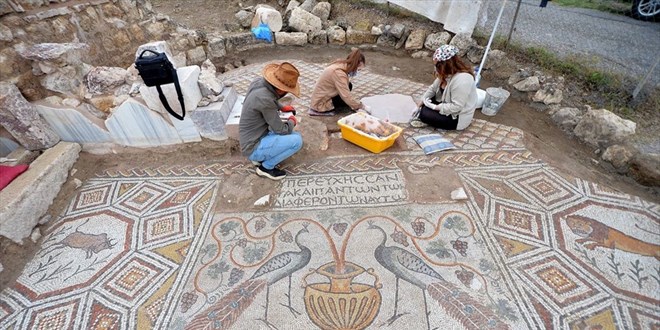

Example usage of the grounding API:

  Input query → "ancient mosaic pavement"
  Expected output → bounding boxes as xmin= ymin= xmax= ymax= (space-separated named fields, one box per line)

xmin=1 ymin=61 xmax=659 ymax=330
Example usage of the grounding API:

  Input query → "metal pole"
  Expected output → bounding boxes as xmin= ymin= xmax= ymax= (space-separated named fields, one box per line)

xmin=632 ymin=56 xmax=659 ymax=99
xmin=475 ymin=0 xmax=507 ymax=86
xmin=505 ymin=0 xmax=523 ymax=48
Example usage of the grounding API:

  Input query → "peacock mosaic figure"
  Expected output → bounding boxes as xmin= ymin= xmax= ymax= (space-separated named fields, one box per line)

xmin=186 ymin=225 xmax=311 ymax=330
xmin=368 ymin=223 xmax=509 ymax=330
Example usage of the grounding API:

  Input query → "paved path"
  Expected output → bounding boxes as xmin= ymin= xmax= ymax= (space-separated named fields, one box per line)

xmin=477 ymin=0 xmax=660 ymax=86
xmin=1 ymin=62 xmax=659 ymax=329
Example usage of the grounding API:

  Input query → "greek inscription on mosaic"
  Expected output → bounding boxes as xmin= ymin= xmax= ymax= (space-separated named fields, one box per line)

xmin=274 ymin=170 xmax=407 ymax=209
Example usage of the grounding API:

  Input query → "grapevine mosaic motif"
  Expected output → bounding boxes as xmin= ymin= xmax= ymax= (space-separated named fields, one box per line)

xmin=0 ymin=61 xmax=658 ymax=329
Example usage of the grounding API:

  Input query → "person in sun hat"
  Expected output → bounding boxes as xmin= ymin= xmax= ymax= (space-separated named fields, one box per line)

xmin=308 ymin=49 xmax=370 ymax=116
xmin=239 ymin=61 xmax=303 ymax=181
xmin=410 ymin=44 xmax=478 ymax=130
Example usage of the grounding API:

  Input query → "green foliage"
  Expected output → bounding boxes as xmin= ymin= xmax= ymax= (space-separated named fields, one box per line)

xmin=473 ymin=33 xmax=649 ymax=119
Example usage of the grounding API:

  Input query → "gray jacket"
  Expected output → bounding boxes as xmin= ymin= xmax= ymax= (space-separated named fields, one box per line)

xmin=239 ymin=77 xmax=296 ymax=156
xmin=422 ymin=72 xmax=477 ymax=130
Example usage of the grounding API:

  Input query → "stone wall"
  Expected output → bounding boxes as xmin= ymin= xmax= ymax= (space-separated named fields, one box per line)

xmin=0 ymin=0 xmax=180 ymax=101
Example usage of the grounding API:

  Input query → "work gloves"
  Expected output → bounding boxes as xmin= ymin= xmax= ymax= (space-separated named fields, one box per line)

xmin=287 ymin=115 xmax=297 ymax=126
xmin=280 ymin=105 xmax=296 ymax=116
xmin=281 ymin=105 xmax=297 ymax=126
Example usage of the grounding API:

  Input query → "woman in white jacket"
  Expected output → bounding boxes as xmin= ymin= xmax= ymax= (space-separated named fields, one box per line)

xmin=413 ymin=45 xmax=478 ymax=130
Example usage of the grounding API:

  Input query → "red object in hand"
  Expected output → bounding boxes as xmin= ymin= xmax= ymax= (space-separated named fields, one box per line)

xmin=287 ymin=115 xmax=297 ymax=126
xmin=281 ymin=105 xmax=296 ymax=116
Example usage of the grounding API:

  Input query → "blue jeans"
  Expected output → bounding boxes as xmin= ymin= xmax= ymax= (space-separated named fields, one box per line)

xmin=248 ymin=132 xmax=303 ymax=169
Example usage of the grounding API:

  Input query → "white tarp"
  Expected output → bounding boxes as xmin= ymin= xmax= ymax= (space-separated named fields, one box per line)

xmin=369 ymin=0 xmax=483 ymax=35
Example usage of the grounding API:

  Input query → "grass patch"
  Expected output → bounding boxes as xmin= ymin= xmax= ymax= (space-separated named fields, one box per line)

xmin=481 ymin=34 xmax=623 ymax=92
xmin=551 ymin=0 xmax=630 ymax=14
xmin=473 ymin=32 xmax=660 ymax=124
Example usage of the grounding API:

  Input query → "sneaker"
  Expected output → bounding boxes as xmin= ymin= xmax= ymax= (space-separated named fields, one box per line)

xmin=256 ymin=165 xmax=287 ymax=180
xmin=250 ymin=160 xmax=261 ymax=166
xmin=410 ymin=118 xmax=428 ymax=128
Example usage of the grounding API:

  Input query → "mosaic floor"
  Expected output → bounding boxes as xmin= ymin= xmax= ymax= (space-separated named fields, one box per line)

xmin=1 ymin=61 xmax=658 ymax=330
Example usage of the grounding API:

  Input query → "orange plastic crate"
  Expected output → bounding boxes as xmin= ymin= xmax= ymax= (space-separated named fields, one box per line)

xmin=337 ymin=113 xmax=402 ymax=153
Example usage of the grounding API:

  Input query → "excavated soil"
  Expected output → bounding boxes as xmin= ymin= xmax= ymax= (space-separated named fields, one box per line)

xmin=1 ymin=0 xmax=657 ymax=292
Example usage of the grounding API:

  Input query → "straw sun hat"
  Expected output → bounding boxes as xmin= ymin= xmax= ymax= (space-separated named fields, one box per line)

xmin=262 ymin=62 xmax=300 ymax=97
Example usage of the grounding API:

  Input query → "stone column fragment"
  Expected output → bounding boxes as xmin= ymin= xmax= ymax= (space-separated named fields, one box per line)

xmin=0 ymin=82 xmax=60 ymax=150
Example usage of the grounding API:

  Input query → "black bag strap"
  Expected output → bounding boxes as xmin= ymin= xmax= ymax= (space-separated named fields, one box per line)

xmin=138 ymin=49 xmax=160 ymax=59
xmin=155 ymin=68 xmax=185 ymax=120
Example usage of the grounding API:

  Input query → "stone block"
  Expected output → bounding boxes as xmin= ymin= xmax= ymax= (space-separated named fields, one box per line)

xmin=170 ymin=115 xmax=202 ymax=143
xmin=601 ymin=144 xmax=633 ymax=170
xmin=573 ymin=108 xmax=636 ymax=148
xmin=405 ymin=29 xmax=426 ymax=50
xmin=346 ymin=27 xmax=377 ymax=45
xmin=308 ymin=30 xmax=328 ymax=44
xmin=225 ymin=32 xmax=273 ymax=52
xmin=0 ymin=82 xmax=60 ymax=151
xmin=376 ymin=34 xmax=397 ymax=47
xmin=235 ymin=10 xmax=253 ymax=28
xmin=40 ymin=65 xmax=84 ymax=97
xmin=190 ymin=97 xmax=234 ymax=141
xmin=251 ymin=6 xmax=283 ymax=32
xmin=397 ymin=30 xmax=411 ymax=50
xmin=299 ymin=0 xmax=317 ymax=12
xmin=106 ymin=98 xmax=182 ymax=147
xmin=513 ymin=76 xmax=541 ymax=92
xmin=16 ymin=42 xmax=89 ymax=66
xmin=424 ymin=32 xmax=451 ymax=51
xmin=186 ymin=46 xmax=207 ymax=65
xmin=275 ymin=32 xmax=308 ymax=46
xmin=552 ymin=107 xmax=583 ymax=132
xmin=0 ymin=24 xmax=13 ymax=42
xmin=139 ymin=66 xmax=202 ymax=115
xmin=388 ymin=23 xmax=406 ymax=39
xmin=285 ymin=0 xmax=301 ymax=15
xmin=449 ymin=33 xmax=477 ymax=56
xmin=35 ymin=102 xmax=112 ymax=143
xmin=533 ymin=85 xmax=563 ymax=105
xmin=198 ymin=60 xmax=223 ymax=98
xmin=289 ymin=7 xmax=322 ymax=34
xmin=224 ymin=95 xmax=245 ymax=141
xmin=84 ymin=66 xmax=128 ymax=95
xmin=135 ymin=41 xmax=177 ymax=68
xmin=4 ymin=147 xmax=40 ymax=166
xmin=208 ymin=35 xmax=226 ymax=59
xmin=0 ymin=142 xmax=80 ymax=244
xmin=311 ymin=2 xmax=331 ymax=21
xmin=327 ymin=26 xmax=345 ymax=45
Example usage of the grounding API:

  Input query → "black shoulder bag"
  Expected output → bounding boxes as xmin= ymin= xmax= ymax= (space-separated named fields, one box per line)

xmin=135 ymin=49 xmax=186 ymax=120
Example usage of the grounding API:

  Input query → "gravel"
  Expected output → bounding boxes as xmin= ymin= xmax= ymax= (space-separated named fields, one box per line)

xmin=476 ymin=0 xmax=660 ymax=86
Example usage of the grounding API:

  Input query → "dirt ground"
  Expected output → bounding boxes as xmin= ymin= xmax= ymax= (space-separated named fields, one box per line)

xmin=1 ymin=0 xmax=657 ymax=292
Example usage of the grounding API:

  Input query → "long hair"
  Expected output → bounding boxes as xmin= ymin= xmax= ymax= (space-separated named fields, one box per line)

xmin=334 ymin=49 xmax=366 ymax=74
xmin=435 ymin=56 xmax=473 ymax=85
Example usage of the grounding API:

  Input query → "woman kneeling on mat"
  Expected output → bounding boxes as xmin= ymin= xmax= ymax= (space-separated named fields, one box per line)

xmin=412 ymin=45 xmax=478 ymax=130
xmin=309 ymin=49 xmax=368 ymax=116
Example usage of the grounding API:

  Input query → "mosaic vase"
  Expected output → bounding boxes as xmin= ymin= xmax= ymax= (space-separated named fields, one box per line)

xmin=302 ymin=261 xmax=382 ymax=330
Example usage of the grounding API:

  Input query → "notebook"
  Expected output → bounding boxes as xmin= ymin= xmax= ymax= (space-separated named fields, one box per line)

xmin=413 ymin=134 xmax=456 ymax=155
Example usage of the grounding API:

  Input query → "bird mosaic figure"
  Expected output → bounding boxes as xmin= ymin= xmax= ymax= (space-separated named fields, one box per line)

xmin=368 ymin=223 xmax=508 ymax=330
xmin=186 ymin=225 xmax=311 ymax=330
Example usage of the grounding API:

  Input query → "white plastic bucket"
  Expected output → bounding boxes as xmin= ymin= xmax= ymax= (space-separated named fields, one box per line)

xmin=475 ymin=88 xmax=487 ymax=108
xmin=481 ymin=87 xmax=510 ymax=116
